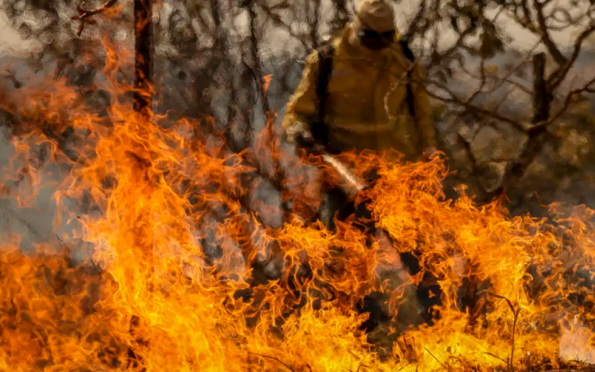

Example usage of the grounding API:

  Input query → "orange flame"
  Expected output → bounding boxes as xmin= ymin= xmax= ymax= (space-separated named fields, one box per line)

xmin=262 ymin=74 xmax=273 ymax=97
xmin=1 ymin=40 xmax=595 ymax=372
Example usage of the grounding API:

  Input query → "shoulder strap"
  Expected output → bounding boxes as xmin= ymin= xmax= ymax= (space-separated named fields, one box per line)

xmin=399 ymin=39 xmax=416 ymax=119
xmin=399 ymin=39 xmax=415 ymax=62
xmin=312 ymin=43 xmax=335 ymax=146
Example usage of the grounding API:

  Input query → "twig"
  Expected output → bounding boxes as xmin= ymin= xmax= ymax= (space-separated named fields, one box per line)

xmin=400 ymin=335 xmax=419 ymax=364
xmin=529 ymin=75 xmax=595 ymax=135
xmin=534 ymin=0 xmax=566 ymax=66
xmin=355 ymin=364 xmax=376 ymax=372
xmin=487 ymin=292 xmax=520 ymax=372
xmin=424 ymin=80 xmax=527 ymax=132
xmin=72 ymin=0 xmax=119 ymax=36
xmin=248 ymin=352 xmax=295 ymax=371
xmin=457 ymin=130 xmax=482 ymax=179
xmin=402 ymin=0 xmax=429 ymax=42
xmin=448 ymin=355 xmax=472 ymax=371
xmin=389 ymin=362 xmax=411 ymax=372
xmin=483 ymin=352 xmax=508 ymax=365
xmin=548 ymin=21 xmax=595 ymax=89
xmin=255 ymin=0 xmax=309 ymax=51
xmin=424 ymin=347 xmax=450 ymax=372
xmin=454 ymin=41 xmax=539 ymax=98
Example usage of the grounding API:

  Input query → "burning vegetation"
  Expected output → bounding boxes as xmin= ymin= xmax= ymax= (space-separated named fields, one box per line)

xmin=1 ymin=1 xmax=595 ymax=371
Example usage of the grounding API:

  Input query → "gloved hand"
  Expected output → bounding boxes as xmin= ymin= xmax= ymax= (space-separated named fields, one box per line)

xmin=295 ymin=130 xmax=317 ymax=150
xmin=286 ymin=120 xmax=319 ymax=152
xmin=421 ymin=146 xmax=438 ymax=161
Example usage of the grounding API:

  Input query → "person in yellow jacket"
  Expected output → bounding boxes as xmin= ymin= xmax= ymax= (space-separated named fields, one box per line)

xmin=281 ymin=0 xmax=440 ymax=335
xmin=283 ymin=0 xmax=436 ymax=161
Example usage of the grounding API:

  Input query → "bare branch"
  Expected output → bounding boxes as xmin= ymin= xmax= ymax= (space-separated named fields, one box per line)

xmin=424 ymin=348 xmax=450 ymax=372
xmin=256 ymin=0 xmax=309 ymax=51
xmin=534 ymin=0 xmax=567 ymax=65
xmin=520 ymin=0 xmax=537 ymax=30
xmin=483 ymin=351 xmax=508 ymax=365
xmin=425 ymin=27 xmax=475 ymax=72
xmin=549 ymin=21 xmax=595 ymax=89
xmin=402 ymin=0 xmax=430 ymax=42
xmin=457 ymin=132 xmax=481 ymax=179
xmin=486 ymin=292 xmax=520 ymax=372
xmin=248 ymin=352 xmax=295 ymax=371
xmin=530 ymin=74 xmax=595 ymax=134
xmin=72 ymin=0 xmax=119 ymax=36
xmin=550 ymin=7 xmax=588 ymax=30
xmin=424 ymin=77 xmax=528 ymax=132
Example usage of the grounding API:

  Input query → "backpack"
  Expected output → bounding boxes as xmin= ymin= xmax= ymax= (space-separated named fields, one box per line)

xmin=311 ymin=39 xmax=417 ymax=149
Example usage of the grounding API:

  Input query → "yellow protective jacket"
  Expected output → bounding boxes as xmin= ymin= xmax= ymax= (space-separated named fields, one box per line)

xmin=282 ymin=24 xmax=436 ymax=160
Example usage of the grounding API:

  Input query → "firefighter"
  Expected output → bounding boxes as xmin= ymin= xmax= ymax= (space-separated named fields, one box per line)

xmin=281 ymin=0 xmax=441 ymax=338
xmin=282 ymin=0 xmax=436 ymax=161
xmin=283 ymin=0 xmax=437 ymax=231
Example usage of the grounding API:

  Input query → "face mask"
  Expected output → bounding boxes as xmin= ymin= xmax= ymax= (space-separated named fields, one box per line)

xmin=357 ymin=29 xmax=396 ymax=50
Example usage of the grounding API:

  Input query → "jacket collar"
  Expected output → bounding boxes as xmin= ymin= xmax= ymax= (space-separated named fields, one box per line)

xmin=334 ymin=24 xmax=410 ymax=87
xmin=339 ymin=23 xmax=403 ymax=63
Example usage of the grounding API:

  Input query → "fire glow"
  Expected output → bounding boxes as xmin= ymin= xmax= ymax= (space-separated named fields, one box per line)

xmin=1 ymin=41 xmax=595 ymax=372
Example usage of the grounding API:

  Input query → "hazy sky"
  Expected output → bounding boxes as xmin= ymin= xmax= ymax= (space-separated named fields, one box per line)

xmin=0 ymin=13 xmax=16 ymax=52
xmin=0 ymin=0 xmax=590 ymax=56
xmin=0 ymin=12 xmax=28 ymax=54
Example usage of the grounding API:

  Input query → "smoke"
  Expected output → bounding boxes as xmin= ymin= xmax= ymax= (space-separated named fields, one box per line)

xmin=0 ymin=126 xmax=94 ymax=263
xmin=559 ymin=320 xmax=595 ymax=364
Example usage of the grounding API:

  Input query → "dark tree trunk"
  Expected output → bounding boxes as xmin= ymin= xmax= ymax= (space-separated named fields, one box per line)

xmin=133 ymin=0 xmax=153 ymax=114
xmin=532 ymin=53 xmax=551 ymax=124
xmin=132 ymin=0 xmax=154 ymax=282
xmin=499 ymin=52 xmax=554 ymax=200
xmin=128 ymin=1 xmax=153 ymax=371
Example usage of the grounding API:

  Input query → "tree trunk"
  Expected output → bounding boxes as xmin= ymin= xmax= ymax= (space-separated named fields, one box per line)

xmin=499 ymin=52 xmax=554 ymax=202
xmin=532 ymin=53 xmax=551 ymax=124
xmin=128 ymin=1 xmax=153 ymax=371
xmin=133 ymin=0 xmax=153 ymax=114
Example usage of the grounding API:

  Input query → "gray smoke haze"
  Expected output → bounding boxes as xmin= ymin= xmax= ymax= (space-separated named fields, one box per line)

xmin=0 ymin=126 xmax=94 ymax=262
xmin=0 ymin=0 xmax=595 ymax=262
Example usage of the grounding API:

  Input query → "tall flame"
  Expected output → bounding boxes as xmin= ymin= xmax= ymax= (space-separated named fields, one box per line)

xmin=1 ymin=40 xmax=595 ymax=372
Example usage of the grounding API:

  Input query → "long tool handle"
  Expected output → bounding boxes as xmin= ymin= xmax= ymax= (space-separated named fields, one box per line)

xmin=313 ymin=144 xmax=368 ymax=199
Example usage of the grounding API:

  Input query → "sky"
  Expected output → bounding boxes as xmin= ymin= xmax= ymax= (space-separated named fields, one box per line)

xmin=0 ymin=0 xmax=591 ymax=55
xmin=0 ymin=12 xmax=28 ymax=54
